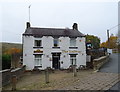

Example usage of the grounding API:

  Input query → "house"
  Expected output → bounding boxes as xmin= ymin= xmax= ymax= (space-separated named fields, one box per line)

xmin=22 ymin=22 xmax=86 ymax=70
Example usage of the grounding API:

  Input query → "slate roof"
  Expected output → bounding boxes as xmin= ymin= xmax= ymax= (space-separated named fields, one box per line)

xmin=23 ymin=27 xmax=85 ymax=37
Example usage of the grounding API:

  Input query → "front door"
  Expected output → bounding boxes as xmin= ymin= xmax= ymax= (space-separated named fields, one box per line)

xmin=52 ymin=53 xmax=60 ymax=69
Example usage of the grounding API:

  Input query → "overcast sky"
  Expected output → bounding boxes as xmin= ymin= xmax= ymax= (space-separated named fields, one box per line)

xmin=0 ymin=0 xmax=119 ymax=43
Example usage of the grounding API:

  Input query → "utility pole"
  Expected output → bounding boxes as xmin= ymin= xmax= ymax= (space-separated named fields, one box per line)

xmin=107 ymin=29 xmax=110 ymax=48
xmin=107 ymin=24 xmax=120 ymax=49
xmin=106 ymin=24 xmax=120 ymax=49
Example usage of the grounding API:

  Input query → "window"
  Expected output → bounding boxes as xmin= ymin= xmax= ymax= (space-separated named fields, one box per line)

xmin=54 ymin=38 xmax=59 ymax=47
xmin=34 ymin=55 xmax=42 ymax=66
xmin=70 ymin=55 xmax=76 ymax=65
xmin=35 ymin=40 xmax=42 ymax=47
xmin=70 ymin=38 xmax=76 ymax=47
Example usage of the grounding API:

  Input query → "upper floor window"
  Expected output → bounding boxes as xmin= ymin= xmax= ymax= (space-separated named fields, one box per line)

xmin=54 ymin=38 xmax=59 ymax=47
xmin=35 ymin=40 xmax=42 ymax=47
xmin=70 ymin=38 xmax=76 ymax=47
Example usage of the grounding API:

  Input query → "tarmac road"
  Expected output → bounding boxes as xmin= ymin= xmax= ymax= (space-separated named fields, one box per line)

xmin=99 ymin=53 xmax=119 ymax=90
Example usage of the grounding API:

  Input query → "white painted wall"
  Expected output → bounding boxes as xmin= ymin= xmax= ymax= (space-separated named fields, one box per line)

xmin=77 ymin=37 xmax=86 ymax=66
xmin=23 ymin=36 xmax=34 ymax=70
xmin=59 ymin=37 xmax=70 ymax=69
xmin=42 ymin=36 xmax=53 ymax=69
xmin=23 ymin=35 xmax=86 ymax=70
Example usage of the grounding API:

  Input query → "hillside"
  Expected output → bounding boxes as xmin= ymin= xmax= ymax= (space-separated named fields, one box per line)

xmin=1 ymin=42 xmax=22 ymax=54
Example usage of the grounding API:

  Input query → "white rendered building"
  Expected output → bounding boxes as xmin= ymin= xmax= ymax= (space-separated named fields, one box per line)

xmin=23 ymin=22 xmax=86 ymax=70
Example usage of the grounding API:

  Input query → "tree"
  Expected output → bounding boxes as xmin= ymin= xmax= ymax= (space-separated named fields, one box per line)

xmin=4 ymin=48 xmax=22 ymax=55
xmin=3 ymin=48 xmax=22 ymax=68
xmin=100 ymin=35 xmax=118 ymax=49
xmin=86 ymin=34 xmax=100 ymax=49
xmin=100 ymin=42 xmax=107 ymax=48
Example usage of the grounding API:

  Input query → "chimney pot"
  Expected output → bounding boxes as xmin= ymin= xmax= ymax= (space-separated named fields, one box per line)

xmin=72 ymin=23 xmax=78 ymax=30
xmin=26 ymin=22 xmax=31 ymax=28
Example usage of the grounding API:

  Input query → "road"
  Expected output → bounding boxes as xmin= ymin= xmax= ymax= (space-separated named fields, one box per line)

xmin=100 ymin=53 xmax=119 ymax=90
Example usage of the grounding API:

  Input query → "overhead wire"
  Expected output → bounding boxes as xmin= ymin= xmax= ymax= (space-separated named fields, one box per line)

xmin=109 ymin=24 xmax=120 ymax=30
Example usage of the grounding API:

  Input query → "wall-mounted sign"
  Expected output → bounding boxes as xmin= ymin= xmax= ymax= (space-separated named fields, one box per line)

xmin=62 ymin=50 xmax=81 ymax=53
xmin=62 ymin=50 xmax=68 ymax=53
xmin=69 ymin=50 xmax=81 ymax=53
xmin=34 ymin=49 xmax=43 ymax=53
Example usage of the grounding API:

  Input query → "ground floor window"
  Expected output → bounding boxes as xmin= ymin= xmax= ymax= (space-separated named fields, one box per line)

xmin=70 ymin=55 xmax=76 ymax=65
xmin=34 ymin=54 xmax=42 ymax=67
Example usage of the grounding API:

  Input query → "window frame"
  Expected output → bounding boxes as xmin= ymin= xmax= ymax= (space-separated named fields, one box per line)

xmin=53 ymin=38 xmax=59 ymax=47
xmin=34 ymin=54 xmax=42 ymax=67
xmin=34 ymin=40 xmax=42 ymax=47
xmin=70 ymin=38 xmax=76 ymax=47
xmin=70 ymin=55 xmax=77 ymax=65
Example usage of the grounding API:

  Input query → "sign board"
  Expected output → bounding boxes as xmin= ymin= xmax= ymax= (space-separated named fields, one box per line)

xmin=34 ymin=49 xmax=43 ymax=53
xmin=62 ymin=50 xmax=81 ymax=53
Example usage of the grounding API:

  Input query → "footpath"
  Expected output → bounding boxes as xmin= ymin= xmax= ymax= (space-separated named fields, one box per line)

xmin=3 ymin=70 xmax=120 ymax=90
xmin=57 ymin=72 xmax=120 ymax=90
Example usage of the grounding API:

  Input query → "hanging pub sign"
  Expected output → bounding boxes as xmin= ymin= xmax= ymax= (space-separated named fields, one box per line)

xmin=34 ymin=49 xmax=43 ymax=53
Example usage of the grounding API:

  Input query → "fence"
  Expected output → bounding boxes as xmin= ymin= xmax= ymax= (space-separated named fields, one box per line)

xmin=0 ymin=65 xmax=26 ymax=87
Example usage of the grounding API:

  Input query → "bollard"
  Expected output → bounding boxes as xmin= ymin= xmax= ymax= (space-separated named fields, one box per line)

xmin=93 ymin=61 xmax=98 ymax=72
xmin=73 ymin=65 xmax=77 ymax=77
xmin=11 ymin=75 xmax=17 ymax=91
xmin=45 ymin=67 xmax=49 ymax=83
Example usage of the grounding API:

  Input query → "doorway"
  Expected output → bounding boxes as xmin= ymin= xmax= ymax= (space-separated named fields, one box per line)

xmin=52 ymin=53 xmax=60 ymax=69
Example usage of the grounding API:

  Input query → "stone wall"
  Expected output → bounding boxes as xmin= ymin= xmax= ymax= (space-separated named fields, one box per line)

xmin=0 ymin=65 xmax=26 ymax=87
xmin=93 ymin=55 xmax=109 ymax=72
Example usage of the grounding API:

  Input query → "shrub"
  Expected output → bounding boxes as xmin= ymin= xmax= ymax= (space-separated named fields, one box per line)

xmin=2 ymin=54 xmax=11 ymax=70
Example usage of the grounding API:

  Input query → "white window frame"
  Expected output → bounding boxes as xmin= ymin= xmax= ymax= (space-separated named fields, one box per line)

xmin=34 ymin=40 xmax=42 ymax=47
xmin=70 ymin=38 xmax=76 ymax=47
xmin=34 ymin=54 xmax=42 ymax=67
xmin=70 ymin=55 xmax=76 ymax=65
xmin=34 ymin=37 xmax=42 ymax=47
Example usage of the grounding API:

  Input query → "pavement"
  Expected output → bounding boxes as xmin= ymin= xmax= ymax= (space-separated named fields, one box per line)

xmin=57 ymin=72 xmax=120 ymax=90
xmin=57 ymin=53 xmax=120 ymax=90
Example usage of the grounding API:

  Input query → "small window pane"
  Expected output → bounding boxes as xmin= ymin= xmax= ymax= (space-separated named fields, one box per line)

xmin=35 ymin=40 xmax=41 ymax=47
xmin=70 ymin=38 xmax=76 ymax=46
xmin=35 ymin=55 xmax=41 ymax=58
xmin=54 ymin=38 xmax=59 ymax=47
xmin=34 ymin=55 xmax=42 ymax=66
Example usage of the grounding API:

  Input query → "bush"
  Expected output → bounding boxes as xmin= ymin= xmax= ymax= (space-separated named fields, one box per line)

xmin=2 ymin=54 xmax=11 ymax=70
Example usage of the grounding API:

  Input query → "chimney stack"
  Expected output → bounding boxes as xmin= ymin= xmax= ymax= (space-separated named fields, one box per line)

xmin=26 ymin=22 xmax=31 ymax=28
xmin=72 ymin=23 xmax=78 ymax=30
